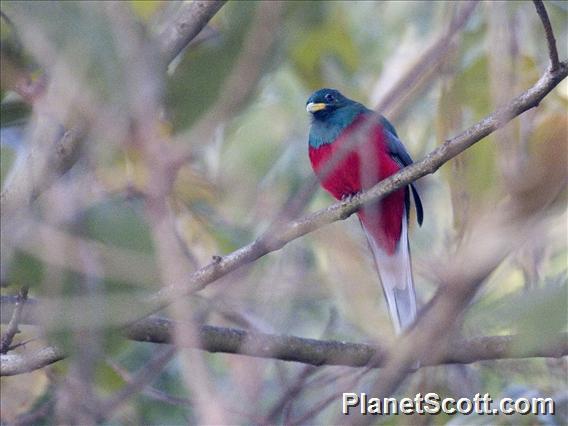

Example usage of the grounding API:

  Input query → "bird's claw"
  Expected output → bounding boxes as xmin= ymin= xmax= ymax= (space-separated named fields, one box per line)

xmin=341 ymin=192 xmax=359 ymax=203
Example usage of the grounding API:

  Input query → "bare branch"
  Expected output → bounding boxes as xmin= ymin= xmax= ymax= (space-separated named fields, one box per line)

xmin=145 ymin=61 xmax=568 ymax=318
xmin=0 ymin=345 xmax=65 ymax=376
xmin=0 ymin=287 xmax=28 ymax=354
xmin=156 ymin=0 xmax=227 ymax=64
xmin=533 ymin=0 xmax=560 ymax=71
xmin=125 ymin=322 xmax=568 ymax=367
xmin=1 ymin=299 xmax=566 ymax=375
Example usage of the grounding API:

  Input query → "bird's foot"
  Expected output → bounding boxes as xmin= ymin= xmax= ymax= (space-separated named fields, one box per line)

xmin=341 ymin=192 xmax=359 ymax=203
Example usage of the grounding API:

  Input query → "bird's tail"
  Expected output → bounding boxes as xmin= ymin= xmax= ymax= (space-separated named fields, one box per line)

xmin=361 ymin=211 xmax=417 ymax=335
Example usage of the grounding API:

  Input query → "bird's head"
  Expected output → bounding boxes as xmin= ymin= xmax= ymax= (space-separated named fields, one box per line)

xmin=306 ymin=88 xmax=353 ymax=121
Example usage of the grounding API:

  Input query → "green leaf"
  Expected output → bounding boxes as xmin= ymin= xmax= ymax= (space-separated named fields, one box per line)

xmin=129 ymin=0 xmax=162 ymax=22
xmin=0 ymin=143 xmax=17 ymax=187
xmin=0 ymin=100 xmax=31 ymax=127
xmin=95 ymin=361 xmax=127 ymax=395
xmin=165 ymin=2 xmax=255 ymax=131
xmin=82 ymin=197 xmax=154 ymax=255
xmin=4 ymin=250 xmax=44 ymax=290
xmin=467 ymin=281 xmax=568 ymax=340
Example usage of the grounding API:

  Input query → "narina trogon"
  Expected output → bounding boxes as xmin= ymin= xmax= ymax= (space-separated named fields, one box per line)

xmin=306 ymin=88 xmax=423 ymax=334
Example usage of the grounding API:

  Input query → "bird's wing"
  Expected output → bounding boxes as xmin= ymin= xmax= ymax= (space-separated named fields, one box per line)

xmin=380 ymin=117 xmax=424 ymax=226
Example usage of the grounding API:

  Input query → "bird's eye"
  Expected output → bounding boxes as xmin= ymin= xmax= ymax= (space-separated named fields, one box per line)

xmin=324 ymin=93 xmax=335 ymax=102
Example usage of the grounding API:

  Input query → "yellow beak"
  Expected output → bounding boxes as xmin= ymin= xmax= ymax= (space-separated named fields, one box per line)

xmin=306 ymin=102 xmax=326 ymax=113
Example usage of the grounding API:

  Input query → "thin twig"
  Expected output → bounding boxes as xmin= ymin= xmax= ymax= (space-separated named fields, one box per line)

xmin=289 ymin=369 xmax=368 ymax=425
xmin=265 ymin=309 xmax=338 ymax=422
xmin=7 ymin=337 xmax=37 ymax=351
xmin=0 ymin=287 xmax=28 ymax=354
xmin=107 ymin=359 xmax=192 ymax=407
xmin=98 ymin=346 xmax=178 ymax=421
xmin=533 ymin=0 xmax=560 ymax=71
xmin=374 ymin=0 xmax=479 ymax=115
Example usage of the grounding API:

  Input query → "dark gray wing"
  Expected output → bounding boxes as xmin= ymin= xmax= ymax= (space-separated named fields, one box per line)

xmin=382 ymin=118 xmax=424 ymax=226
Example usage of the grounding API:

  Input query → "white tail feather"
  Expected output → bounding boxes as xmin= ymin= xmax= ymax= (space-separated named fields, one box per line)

xmin=362 ymin=211 xmax=417 ymax=335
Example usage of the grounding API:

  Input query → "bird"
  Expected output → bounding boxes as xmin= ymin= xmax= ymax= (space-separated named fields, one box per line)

xmin=306 ymin=88 xmax=423 ymax=334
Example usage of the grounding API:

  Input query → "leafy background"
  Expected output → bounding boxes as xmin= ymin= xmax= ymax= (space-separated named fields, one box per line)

xmin=1 ymin=1 xmax=567 ymax=424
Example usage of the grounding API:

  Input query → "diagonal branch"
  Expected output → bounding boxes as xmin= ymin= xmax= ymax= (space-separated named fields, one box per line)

xmin=156 ymin=0 xmax=227 ymax=64
xmin=144 ymin=60 xmax=568 ymax=319
xmin=374 ymin=0 xmax=478 ymax=115
xmin=533 ymin=0 xmax=560 ymax=71
xmin=1 ymin=345 xmax=65 ymax=376
xmin=0 ymin=287 xmax=28 ymax=353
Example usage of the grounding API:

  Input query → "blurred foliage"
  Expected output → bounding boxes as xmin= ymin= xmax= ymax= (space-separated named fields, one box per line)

xmin=1 ymin=1 xmax=567 ymax=425
xmin=289 ymin=5 xmax=360 ymax=89
xmin=166 ymin=2 xmax=257 ymax=130
xmin=129 ymin=0 xmax=163 ymax=22
xmin=82 ymin=197 xmax=154 ymax=255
